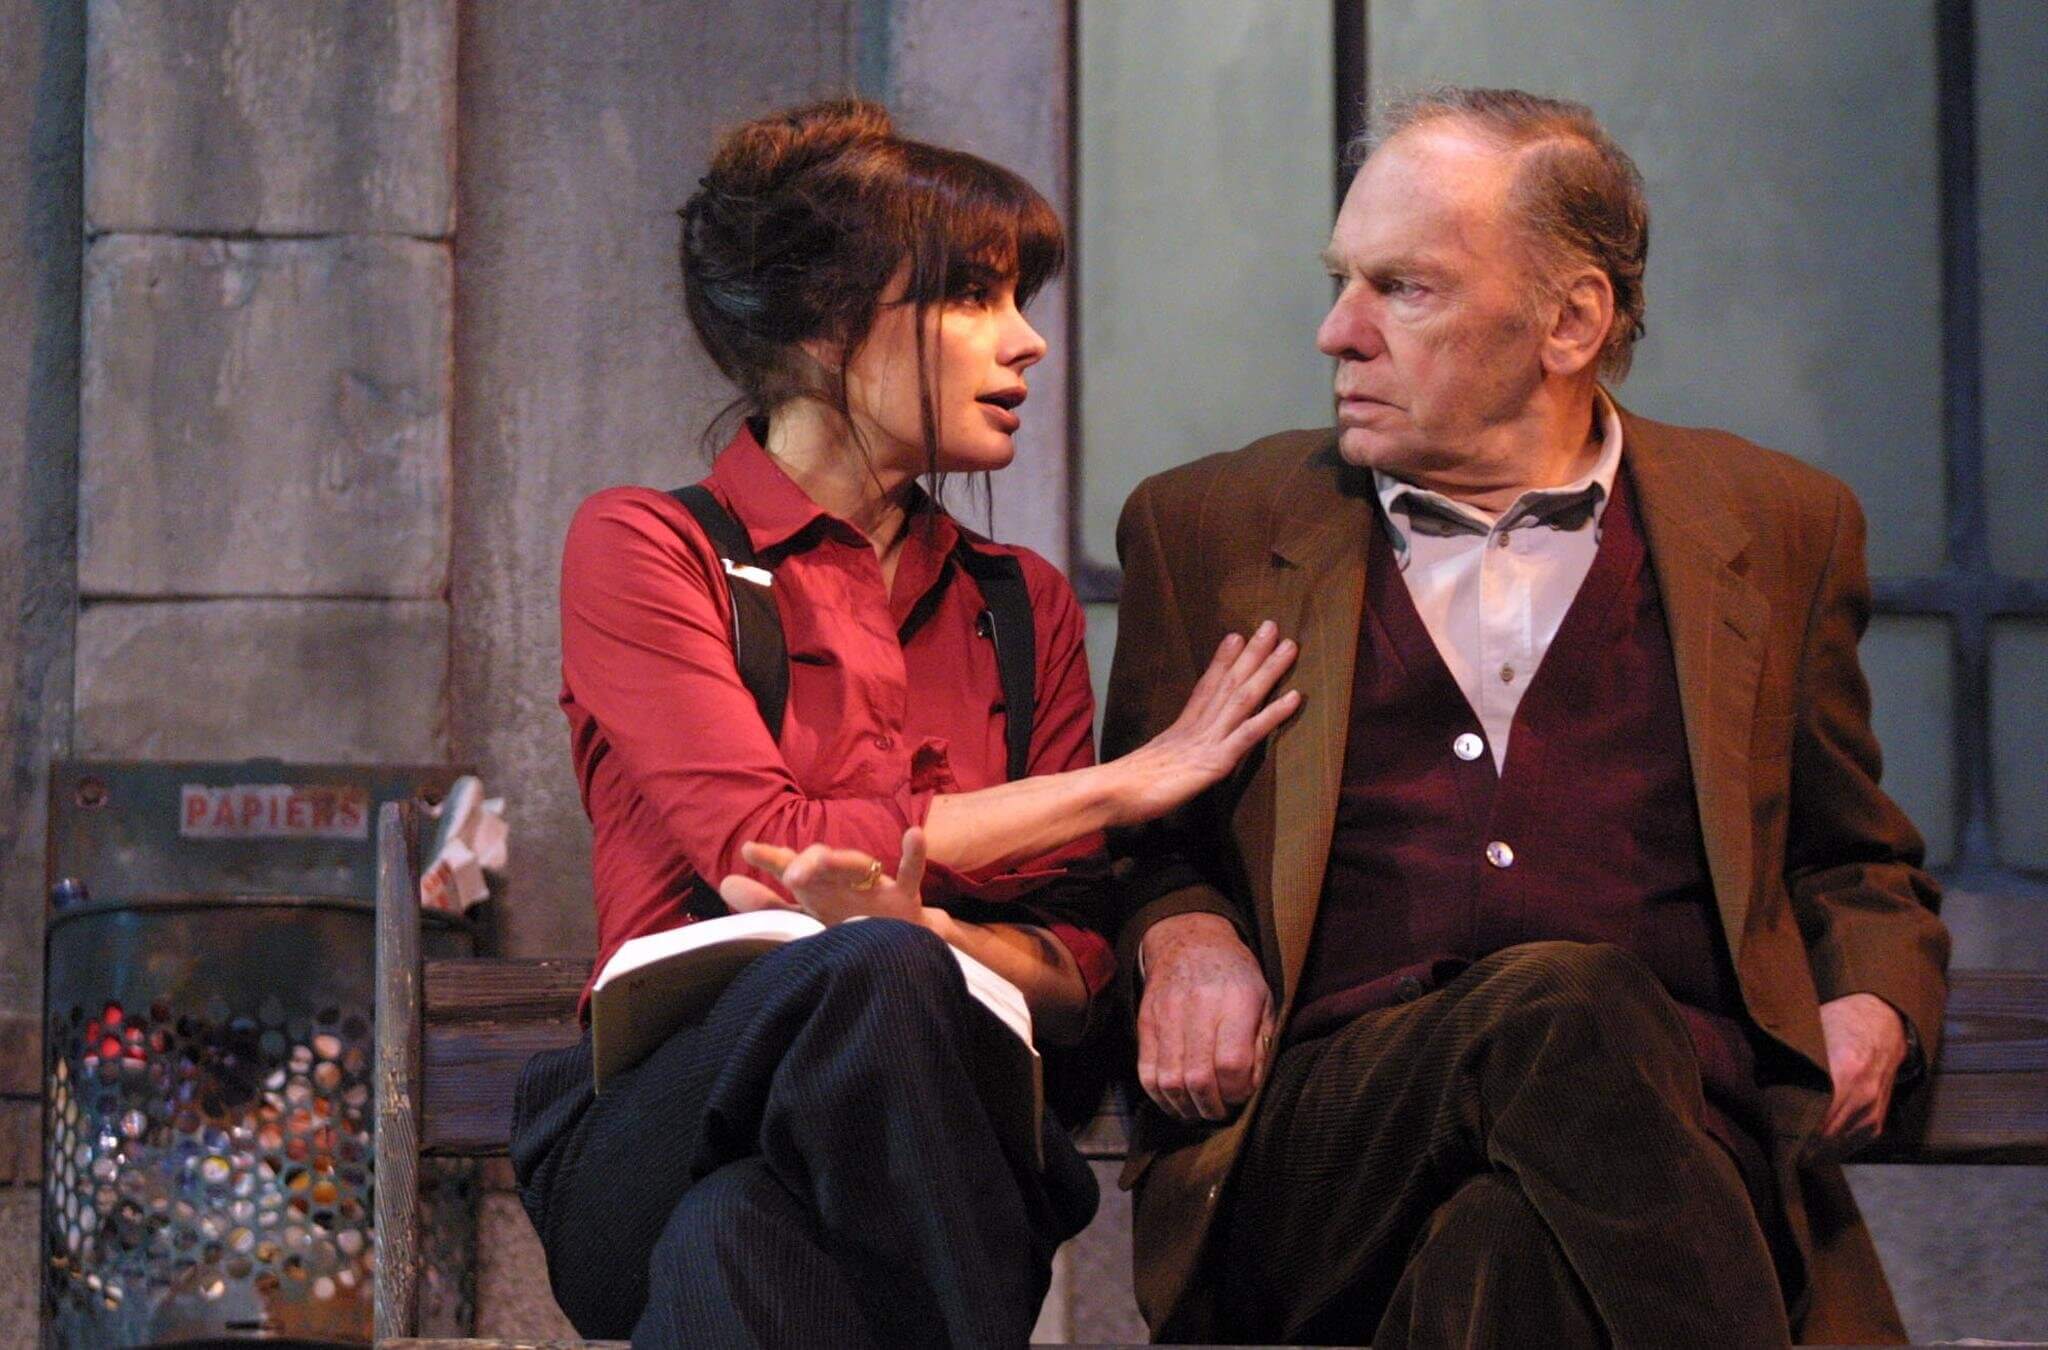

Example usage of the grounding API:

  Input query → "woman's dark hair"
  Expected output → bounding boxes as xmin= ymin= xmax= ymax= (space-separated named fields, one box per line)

xmin=680 ymin=99 xmax=1065 ymax=501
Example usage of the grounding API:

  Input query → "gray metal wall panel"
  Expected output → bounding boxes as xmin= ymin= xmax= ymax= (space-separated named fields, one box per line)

xmin=1075 ymin=0 xmax=1335 ymax=568
xmin=0 ymin=0 xmax=84 ymax=1016
xmin=448 ymin=1 xmax=858 ymax=965
xmin=1368 ymin=0 xmax=1946 ymax=579
xmin=1977 ymin=2 xmax=2048 ymax=578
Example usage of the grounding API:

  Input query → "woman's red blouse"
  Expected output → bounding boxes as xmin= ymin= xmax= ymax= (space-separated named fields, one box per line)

xmin=561 ymin=425 xmax=1116 ymax=1011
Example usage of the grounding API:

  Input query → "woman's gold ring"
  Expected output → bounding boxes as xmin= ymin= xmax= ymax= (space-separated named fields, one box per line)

xmin=850 ymin=858 xmax=884 ymax=892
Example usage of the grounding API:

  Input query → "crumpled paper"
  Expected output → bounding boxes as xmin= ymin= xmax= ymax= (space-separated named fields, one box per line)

xmin=420 ymin=775 xmax=508 ymax=913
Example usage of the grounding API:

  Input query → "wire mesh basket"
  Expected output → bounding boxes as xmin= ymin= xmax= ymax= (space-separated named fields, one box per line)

xmin=42 ymin=895 xmax=473 ymax=1347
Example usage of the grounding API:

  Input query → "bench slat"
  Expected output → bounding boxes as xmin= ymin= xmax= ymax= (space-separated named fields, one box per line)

xmin=416 ymin=960 xmax=2048 ymax=1164
xmin=422 ymin=1020 xmax=584 ymax=1155
xmin=1933 ymin=969 xmax=2048 ymax=1073
xmin=1864 ymin=1069 xmax=2048 ymax=1164
xmin=426 ymin=957 xmax=587 ymax=1023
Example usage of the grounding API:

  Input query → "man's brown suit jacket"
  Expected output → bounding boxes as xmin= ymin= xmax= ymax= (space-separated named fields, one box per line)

xmin=1101 ymin=406 xmax=1951 ymax=1344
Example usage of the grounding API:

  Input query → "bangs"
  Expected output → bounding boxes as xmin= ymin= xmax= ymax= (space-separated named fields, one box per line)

xmin=898 ymin=142 xmax=1067 ymax=307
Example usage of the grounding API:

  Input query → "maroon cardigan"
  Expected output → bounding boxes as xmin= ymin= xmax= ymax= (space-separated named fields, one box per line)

xmin=1293 ymin=472 xmax=1766 ymax=1156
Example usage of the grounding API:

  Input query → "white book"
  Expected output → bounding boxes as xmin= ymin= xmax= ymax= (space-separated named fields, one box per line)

xmin=589 ymin=911 xmax=1044 ymax=1166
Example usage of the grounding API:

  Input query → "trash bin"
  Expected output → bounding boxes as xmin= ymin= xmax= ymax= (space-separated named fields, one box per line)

xmin=42 ymin=895 xmax=474 ymax=1347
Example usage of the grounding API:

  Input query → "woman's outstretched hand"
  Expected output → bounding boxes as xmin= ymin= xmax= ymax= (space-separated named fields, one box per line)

xmin=713 ymin=625 xmax=1297 ymax=895
xmin=1112 ymin=620 xmax=1301 ymax=826
xmin=720 ymin=827 xmax=930 ymax=927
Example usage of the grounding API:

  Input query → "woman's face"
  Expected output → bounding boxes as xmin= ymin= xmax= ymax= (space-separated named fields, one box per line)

xmin=840 ymin=271 xmax=1048 ymax=478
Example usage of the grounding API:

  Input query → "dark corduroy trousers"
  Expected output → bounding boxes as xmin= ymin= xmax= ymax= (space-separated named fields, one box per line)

xmin=1218 ymin=940 xmax=1791 ymax=1349
xmin=509 ymin=918 xmax=1098 ymax=1349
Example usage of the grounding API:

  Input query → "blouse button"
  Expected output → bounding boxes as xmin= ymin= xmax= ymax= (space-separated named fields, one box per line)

xmin=1485 ymin=840 xmax=1515 ymax=869
xmin=1453 ymin=733 xmax=1484 ymax=761
xmin=873 ymin=733 xmax=894 ymax=751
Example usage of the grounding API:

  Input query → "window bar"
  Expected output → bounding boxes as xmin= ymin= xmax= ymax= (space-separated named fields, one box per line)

xmin=1064 ymin=0 xmax=1121 ymax=603
xmin=1876 ymin=0 xmax=2048 ymax=895
xmin=1335 ymin=0 xmax=1367 ymax=210
xmin=1934 ymin=0 xmax=1994 ymax=878
xmin=1066 ymin=0 xmax=1371 ymax=604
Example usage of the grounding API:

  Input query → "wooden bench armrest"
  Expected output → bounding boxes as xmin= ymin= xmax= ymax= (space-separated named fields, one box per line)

xmin=375 ymin=800 xmax=425 ymax=1341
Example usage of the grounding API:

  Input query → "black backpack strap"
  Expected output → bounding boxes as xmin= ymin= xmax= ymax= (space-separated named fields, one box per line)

xmin=669 ymin=484 xmax=789 ymax=742
xmin=661 ymin=491 xmax=1036 ymax=913
xmin=670 ymin=483 xmax=789 ymax=919
xmin=952 ymin=545 xmax=1037 ymax=782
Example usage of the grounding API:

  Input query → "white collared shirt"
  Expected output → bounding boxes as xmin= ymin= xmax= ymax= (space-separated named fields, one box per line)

xmin=1371 ymin=392 xmax=1626 ymax=772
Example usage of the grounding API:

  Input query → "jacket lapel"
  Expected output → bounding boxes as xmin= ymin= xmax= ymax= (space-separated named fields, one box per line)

xmin=1623 ymin=408 xmax=1769 ymax=959
xmin=1256 ymin=443 xmax=1374 ymax=1005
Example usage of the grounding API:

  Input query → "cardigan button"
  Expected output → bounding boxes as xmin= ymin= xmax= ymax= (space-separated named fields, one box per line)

xmin=1394 ymin=975 xmax=1426 ymax=1003
xmin=1485 ymin=840 xmax=1515 ymax=869
xmin=1453 ymin=733 xmax=1484 ymax=761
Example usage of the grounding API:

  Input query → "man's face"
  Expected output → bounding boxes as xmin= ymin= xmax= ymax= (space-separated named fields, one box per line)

xmin=1317 ymin=124 xmax=1551 ymax=481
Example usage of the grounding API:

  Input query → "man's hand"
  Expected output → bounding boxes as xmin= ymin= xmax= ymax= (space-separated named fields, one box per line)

xmin=1814 ymin=992 xmax=1908 ymax=1159
xmin=1137 ymin=911 xmax=1273 ymax=1123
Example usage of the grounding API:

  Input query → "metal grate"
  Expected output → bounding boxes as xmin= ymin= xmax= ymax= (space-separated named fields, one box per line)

xmin=41 ymin=896 xmax=474 ymax=1347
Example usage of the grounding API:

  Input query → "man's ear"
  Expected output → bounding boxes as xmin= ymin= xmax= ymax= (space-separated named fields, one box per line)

xmin=1541 ymin=268 xmax=1614 ymax=378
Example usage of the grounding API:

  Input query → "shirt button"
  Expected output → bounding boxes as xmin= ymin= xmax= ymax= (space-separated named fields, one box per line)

xmin=1499 ymin=664 xmax=1515 ymax=683
xmin=1453 ymin=732 xmax=1484 ymax=761
xmin=1394 ymin=975 xmax=1426 ymax=1003
xmin=873 ymin=733 xmax=894 ymax=751
xmin=1486 ymin=840 xmax=1515 ymax=869
xmin=1494 ymin=532 xmax=1512 ymax=549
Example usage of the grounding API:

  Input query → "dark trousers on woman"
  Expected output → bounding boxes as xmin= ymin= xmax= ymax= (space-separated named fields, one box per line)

xmin=1217 ymin=941 xmax=1792 ymax=1348
xmin=510 ymin=919 xmax=1098 ymax=1349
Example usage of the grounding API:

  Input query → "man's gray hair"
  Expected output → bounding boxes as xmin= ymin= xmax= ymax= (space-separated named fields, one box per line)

xmin=1349 ymin=87 xmax=1650 ymax=381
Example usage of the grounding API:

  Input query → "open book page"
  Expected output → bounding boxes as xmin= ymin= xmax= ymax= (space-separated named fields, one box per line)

xmin=588 ymin=912 xmax=1045 ymax=1166
xmin=946 ymin=940 xmax=1031 ymax=1045
xmin=590 ymin=909 xmax=825 ymax=1090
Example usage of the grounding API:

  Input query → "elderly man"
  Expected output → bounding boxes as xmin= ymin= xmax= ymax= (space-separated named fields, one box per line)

xmin=1103 ymin=87 xmax=1948 ymax=1347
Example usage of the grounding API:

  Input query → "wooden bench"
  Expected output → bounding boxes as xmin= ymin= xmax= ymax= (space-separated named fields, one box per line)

xmin=369 ymin=802 xmax=2048 ymax=1344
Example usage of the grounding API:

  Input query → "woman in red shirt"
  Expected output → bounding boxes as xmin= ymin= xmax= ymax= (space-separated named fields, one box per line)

xmin=510 ymin=100 xmax=1297 ymax=1348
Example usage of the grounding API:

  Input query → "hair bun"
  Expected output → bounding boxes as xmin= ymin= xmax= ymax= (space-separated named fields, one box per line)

xmin=702 ymin=99 xmax=895 ymax=199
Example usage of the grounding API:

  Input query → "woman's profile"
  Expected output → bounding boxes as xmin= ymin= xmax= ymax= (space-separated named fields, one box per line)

xmin=508 ymin=99 xmax=1298 ymax=1347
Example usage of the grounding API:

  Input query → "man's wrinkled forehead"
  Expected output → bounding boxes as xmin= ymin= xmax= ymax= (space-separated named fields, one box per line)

xmin=1330 ymin=123 xmax=1518 ymax=265
xmin=1364 ymin=122 xmax=1518 ymax=213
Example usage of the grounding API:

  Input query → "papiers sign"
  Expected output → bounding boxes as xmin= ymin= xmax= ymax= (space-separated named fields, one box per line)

xmin=178 ymin=783 xmax=371 ymax=840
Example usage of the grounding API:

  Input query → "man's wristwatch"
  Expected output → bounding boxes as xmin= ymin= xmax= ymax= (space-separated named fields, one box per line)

xmin=1896 ymin=1012 xmax=1926 ymax=1088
